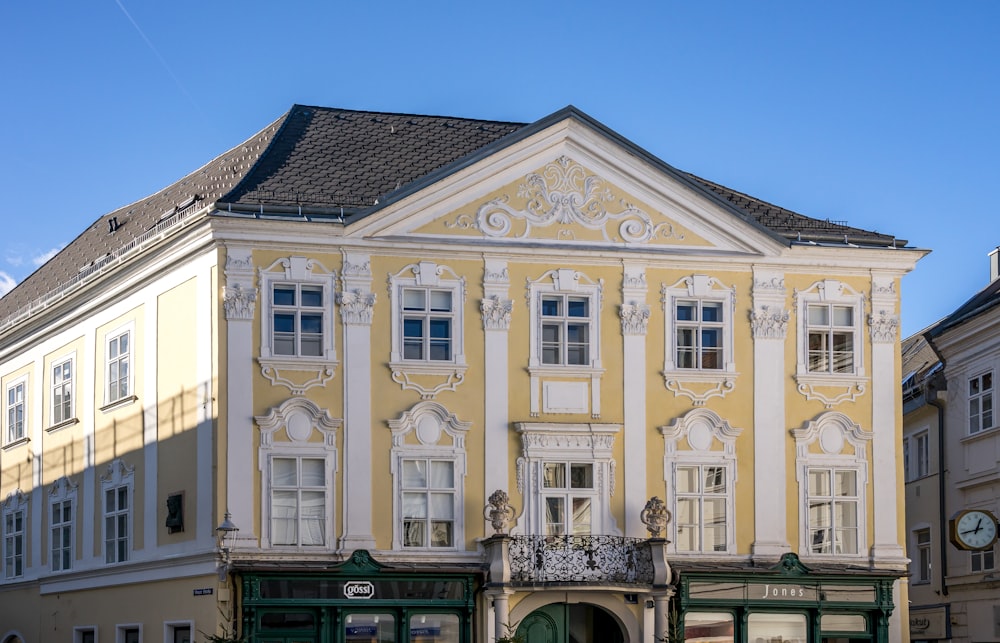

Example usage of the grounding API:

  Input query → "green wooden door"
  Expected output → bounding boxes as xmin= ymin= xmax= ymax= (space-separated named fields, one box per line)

xmin=517 ymin=604 xmax=625 ymax=643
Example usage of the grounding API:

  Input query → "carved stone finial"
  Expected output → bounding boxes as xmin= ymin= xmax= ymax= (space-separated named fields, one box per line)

xmin=485 ymin=489 xmax=516 ymax=535
xmin=640 ymin=496 xmax=671 ymax=538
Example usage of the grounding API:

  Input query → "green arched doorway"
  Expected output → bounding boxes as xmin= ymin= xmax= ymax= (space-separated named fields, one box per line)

xmin=517 ymin=603 xmax=625 ymax=643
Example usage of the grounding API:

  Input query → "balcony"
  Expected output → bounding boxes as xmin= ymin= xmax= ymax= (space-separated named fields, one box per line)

xmin=490 ymin=535 xmax=661 ymax=586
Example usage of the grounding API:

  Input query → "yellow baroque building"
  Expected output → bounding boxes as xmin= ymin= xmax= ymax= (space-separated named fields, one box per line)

xmin=0 ymin=106 xmax=925 ymax=643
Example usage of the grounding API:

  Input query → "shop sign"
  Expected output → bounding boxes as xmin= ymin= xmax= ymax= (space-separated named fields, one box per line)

xmin=749 ymin=583 xmax=817 ymax=601
xmin=909 ymin=606 xmax=948 ymax=639
xmin=344 ymin=581 xmax=375 ymax=599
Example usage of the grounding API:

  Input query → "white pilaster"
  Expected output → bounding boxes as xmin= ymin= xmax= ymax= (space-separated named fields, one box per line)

xmin=621 ymin=263 xmax=649 ymax=537
xmin=31 ymin=355 xmax=43 ymax=572
xmin=337 ymin=251 xmax=376 ymax=551
xmin=482 ymin=258 xmax=512 ymax=530
xmin=223 ymin=248 xmax=257 ymax=540
xmin=751 ymin=269 xmax=791 ymax=559
xmin=869 ymin=274 xmax=906 ymax=563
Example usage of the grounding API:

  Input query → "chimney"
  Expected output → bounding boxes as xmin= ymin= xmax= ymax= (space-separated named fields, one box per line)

xmin=992 ymin=246 xmax=1000 ymax=282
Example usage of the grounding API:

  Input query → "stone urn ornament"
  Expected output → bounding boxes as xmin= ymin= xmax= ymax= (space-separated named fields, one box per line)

xmin=485 ymin=489 xmax=516 ymax=535
xmin=640 ymin=496 xmax=671 ymax=538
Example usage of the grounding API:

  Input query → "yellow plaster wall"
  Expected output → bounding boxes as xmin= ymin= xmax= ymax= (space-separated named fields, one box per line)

xmin=1 ymin=362 xmax=34 ymax=497
xmin=157 ymin=278 xmax=200 ymax=544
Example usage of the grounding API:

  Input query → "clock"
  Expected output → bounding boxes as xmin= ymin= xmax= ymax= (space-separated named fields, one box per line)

xmin=949 ymin=509 xmax=999 ymax=551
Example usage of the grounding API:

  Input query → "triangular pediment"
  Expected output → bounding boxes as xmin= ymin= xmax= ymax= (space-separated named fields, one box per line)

xmin=347 ymin=110 xmax=786 ymax=256
xmin=416 ymin=156 xmax=712 ymax=246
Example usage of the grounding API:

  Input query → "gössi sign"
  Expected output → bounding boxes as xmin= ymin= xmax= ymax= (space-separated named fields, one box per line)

xmin=344 ymin=581 xmax=375 ymax=599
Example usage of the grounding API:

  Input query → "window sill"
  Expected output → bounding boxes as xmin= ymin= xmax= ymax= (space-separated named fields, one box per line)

xmin=46 ymin=418 xmax=80 ymax=433
xmin=389 ymin=361 xmax=468 ymax=377
xmin=101 ymin=395 xmax=138 ymax=413
xmin=2 ymin=436 xmax=29 ymax=451
xmin=961 ymin=424 xmax=1000 ymax=444
xmin=528 ymin=364 xmax=604 ymax=378
xmin=662 ymin=369 xmax=737 ymax=383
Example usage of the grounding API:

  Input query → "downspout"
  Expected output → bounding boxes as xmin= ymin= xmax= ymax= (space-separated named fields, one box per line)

xmin=926 ymin=372 xmax=948 ymax=597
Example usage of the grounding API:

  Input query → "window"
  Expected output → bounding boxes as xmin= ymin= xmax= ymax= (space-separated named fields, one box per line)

xmin=914 ymin=528 xmax=931 ymax=583
xmin=74 ymin=627 xmax=97 ymax=643
xmin=807 ymin=467 xmax=860 ymax=555
xmin=661 ymin=409 xmax=741 ymax=555
xmin=969 ymin=371 xmax=994 ymax=434
xmin=5 ymin=380 xmax=25 ymax=443
xmin=402 ymin=288 xmax=455 ymax=361
xmin=389 ymin=401 xmax=469 ymax=550
xmin=256 ymin=397 xmax=339 ymax=550
xmin=971 ymin=546 xmax=996 ymax=573
xmin=2 ymin=492 xmax=26 ymax=579
xmin=52 ymin=499 xmax=73 ymax=572
xmin=52 ymin=358 xmax=73 ymax=424
xmin=794 ymin=280 xmax=865 ymax=394
xmin=905 ymin=431 xmax=930 ymax=481
xmin=101 ymin=459 xmax=134 ymax=564
xmin=117 ymin=625 xmax=141 ymax=643
xmin=542 ymin=462 xmax=595 ymax=535
xmin=270 ymin=456 xmax=327 ymax=546
xmin=105 ymin=485 xmax=129 ymax=563
xmin=806 ymin=303 xmax=855 ymax=373
xmin=541 ymin=294 xmax=590 ymax=366
xmin=107 ymin=330 xmax=131 ymax=404
xmin=676 ymin=465 xmax=728 ymax=552
xmin=272 ymin=283 xmax=324 ymax=357
xmin=792 ymin=412 xmax=871 ymax=559
xmin=514 ymin=423 xmax=619 ymax=536
xmin=258 ymin=256 xmax=338 ymax=370
xmin=402 ymin=458 xmax=456 ymax=547
xmin=166 ymin=622 xmax=192 ymax=643
xmin=674 ymin=300 xmax=724 ymax=369
xmin=389 ymin=262 xmax=466 ymax=375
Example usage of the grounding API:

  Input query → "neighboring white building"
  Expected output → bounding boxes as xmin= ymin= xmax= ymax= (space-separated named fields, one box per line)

xmin=905 ymin=247 xmax=1000 ymax=642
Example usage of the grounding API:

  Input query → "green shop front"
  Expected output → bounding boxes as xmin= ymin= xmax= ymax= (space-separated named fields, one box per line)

xmin=676 ymin=554 xmax=899 ymax=643
xmin=237 ymin=551 xmax=477 ymax=643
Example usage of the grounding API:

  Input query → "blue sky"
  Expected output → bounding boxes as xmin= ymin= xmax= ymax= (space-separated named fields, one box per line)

xmin=1 ymin=1 xmax=997 ymax=336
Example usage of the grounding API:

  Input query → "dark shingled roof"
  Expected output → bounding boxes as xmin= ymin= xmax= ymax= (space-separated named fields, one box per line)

xmin=0 ymin=104 xmax=906 ymax=325
xmin=925 ymin=277 xmax=1000 ymax=339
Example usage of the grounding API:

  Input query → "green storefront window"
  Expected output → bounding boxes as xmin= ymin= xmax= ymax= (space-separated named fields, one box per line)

xmin=684 ymin=612 xmax=735 ymax=642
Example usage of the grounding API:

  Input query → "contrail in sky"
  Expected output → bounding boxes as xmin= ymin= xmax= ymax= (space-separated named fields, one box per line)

xmin=113 ymin=0 xmax=204 ymax=116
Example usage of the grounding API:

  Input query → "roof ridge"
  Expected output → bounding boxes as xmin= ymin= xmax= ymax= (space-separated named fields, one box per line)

xmin=290 ymin=104 xmax=527 ymax=127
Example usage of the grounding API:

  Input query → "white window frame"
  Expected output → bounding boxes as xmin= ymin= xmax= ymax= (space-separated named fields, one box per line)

xmin=794 ymin=280 xmax=866 ymax=395
xmin=389 ymin=261 xmax=467 ymax=375
xmin=662 ymin=275 xmax=736 ymax=375
xmin=258 ymin=256 xmax=338 ymax=365
xmin=116 ymin=624 xmax=142 ymax=643
xmin=164 ymin=621 xmax=193 ymax=643
xmin=914 ymin=431 xmax=929 ymax=479
xmin=792 ymin=412 xmax=871 ymax=560
xmin=540 ymin=460 xmax=598 ymax=536
xmin=49 ymin=476 xmax=77 ymax=573
xmin=73 ymin=626 xmax=97 ymax=643
xmin=971 ymin=545 xmax=996 ymax=573
xmin=527 ymin=269 xmax=601 ymax=374
xmin=661 ymin=408 xmax=741 ymax=555
xmin=388 ymin=401 xmax=469 ymax=551
xmin=513 ymin=422 xmax=620 ymax=536
xmin=101 ymin=459 xmax=134 ymax=564
xmin=968 ymin=370 xmax=994 ymax=435
xmin=2 ymin=489 xmax=27 ymax=579
xmin=256 ymin=398 xmax=340 ymax=550
xmin=51 ymin=353 xmax=76 ymax=427
xmin=912 ymin=527 xmax=931 ymax=584
xmin=104 ymin=322 xmax=135 ymax=408
xmin=5 ymin=376 xmax=27 ymax=445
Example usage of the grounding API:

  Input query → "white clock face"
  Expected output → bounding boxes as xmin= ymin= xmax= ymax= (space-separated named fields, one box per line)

xmin=956 ymin=510 xmax=998 ymax=550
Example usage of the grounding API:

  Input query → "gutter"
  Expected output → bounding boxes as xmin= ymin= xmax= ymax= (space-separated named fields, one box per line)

xmin=922 ymin=332 xmax=949 ymax=598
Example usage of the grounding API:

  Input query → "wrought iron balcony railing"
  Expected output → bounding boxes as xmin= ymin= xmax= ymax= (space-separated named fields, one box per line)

xmin=507 ymin=535 xmax=654 ymax=585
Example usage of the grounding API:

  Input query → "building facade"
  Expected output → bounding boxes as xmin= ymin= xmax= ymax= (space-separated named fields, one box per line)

xmin=904 ymin=248 xmax=1000 ymax=642
xmin=0 ymin=105 xmax=923 ymax=643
